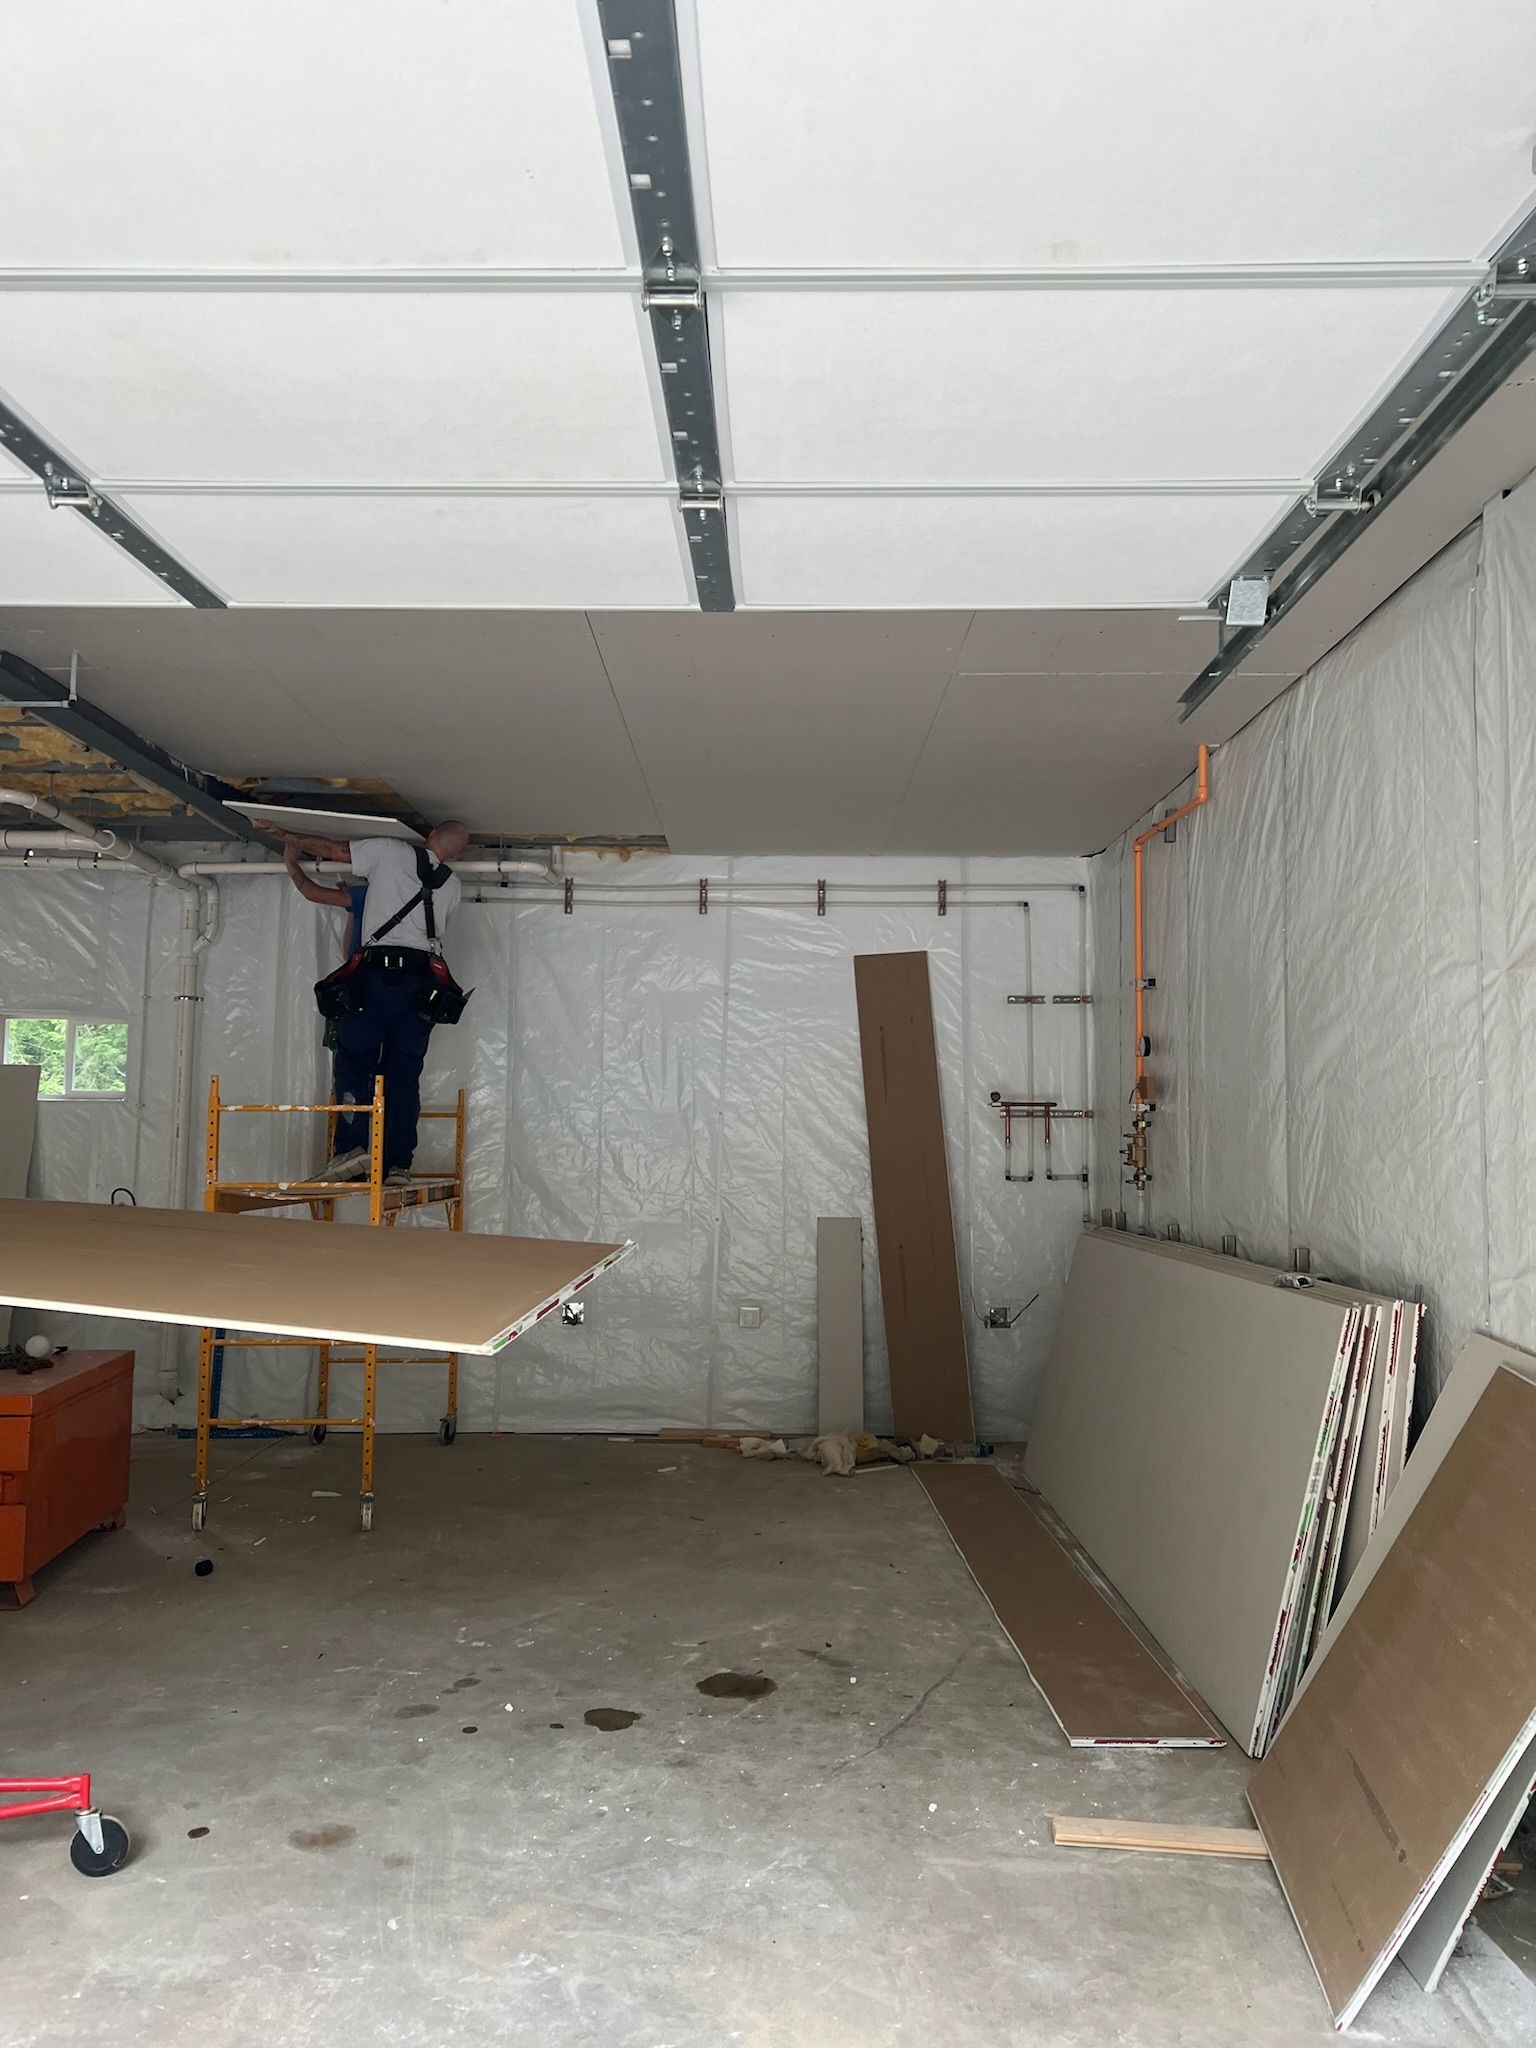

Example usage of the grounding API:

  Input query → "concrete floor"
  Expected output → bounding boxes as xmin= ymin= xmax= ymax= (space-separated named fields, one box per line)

xmin=7 ymin=1435 xmax=1535 ymax=2048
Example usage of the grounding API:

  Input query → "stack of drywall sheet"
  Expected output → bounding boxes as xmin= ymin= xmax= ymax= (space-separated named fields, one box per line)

xmin=1024 ymin=1229 xmax=1400 ymax=1753
xmin=0 ymin=1065 xmax=39 ymax=1346
xmin=1250 ymin=1358 xmax=1536 ymax=2028
xmin=1286 ymin=1331 xmax=1536 ymax=2000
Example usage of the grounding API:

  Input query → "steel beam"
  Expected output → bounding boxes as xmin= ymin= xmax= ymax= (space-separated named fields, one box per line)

xmin=0 ymin=400 xmax=224 ymax=608
xmin=597 ymin=0 xmax=733 ymax=611
xmin=0 ymin=650 xmax=263 ymax=841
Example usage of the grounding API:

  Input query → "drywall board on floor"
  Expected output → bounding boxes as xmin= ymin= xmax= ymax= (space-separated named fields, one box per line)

xmin=1023 ymin=1229 xmax=1358 ymax=1751
xmin=1247 ymin=1367 xmax=1536 ymax=2030
xmin=114 ymin=494 xmax=691 ymax=610
xmin=732 ymin=492 xmax=1296 ymax=611
xmin=2 ymin=1 xmax=629 ymax=269
xmin=915 ymin=1464 xmax=1222 ymax=1746
xmin=816 ymin=1217 xmax=864 ymax=1436
xmin=717 ymin=286 xmax=1459 ymax=485
xmin=0 ymin=1199 xmax=631 ymax=1355
xmin=0 ymin=495 xmax=184 ymax=607
xmin=1292 ymin=1332 xmax=1536 ymax=1714
xmin=853 ymin=952 xmax=974 ymax=1444
xmin=1387 ymin=1304 xmax=1424 ymax=1490
xmin=0 ymin=1065 xmax=39 ymax=1346
xmin=695 ymin=0 xmax=1536 ymax=266
xmin=1336 ymin=1301 xmax=1402 ymax=1592
xmin=0 ymin=294 xmax=666 ymax=486
xmin=1398 ymin=1729 xmax=1536 ymax=1994
xmin=224 ymin=802 xmax=421 ymax=844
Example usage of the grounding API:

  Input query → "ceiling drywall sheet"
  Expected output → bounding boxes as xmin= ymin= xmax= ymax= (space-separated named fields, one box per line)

xmin=0 ymin=497 xmax=181 ymax=607
xmin=887 ymin=673 xmax=1209 ymax=853
xmin=0 ymin=295 xmax=667 ymax=484
xmin=732 ymin=494 xmax=1294 ymax=609
xmin=693 ymin=0 xmax=1536 ymax=266
xmin=114 ymin=494 xmax=690 ymax=609
xmin=592 ymin=611 xmax=968 ymax=851
xmin=717 ymin=288 xmax=1460 ymax=483
xmin=1 ymin=1 xmax=629 ymax=268
xmin=952 ymin=609 xmax=1222 ymax=677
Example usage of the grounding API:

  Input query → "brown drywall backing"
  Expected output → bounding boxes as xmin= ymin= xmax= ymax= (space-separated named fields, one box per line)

xmin=915 ymin=1463 xmax=1222 ymax=1747
xmin=1248 ymin=1367 xmax=1536 ymax=2029
xmin=1024 ymin=1230 xmax=1356 ymax=1751
xmin=853 ymin=952 xmax=974 ymax=1443
xmin=0 ymin=1065 xmax=39 ymax=1345
xmin=0 ymin=1198 xmax=628 ymax=1354
xmin=816 ymin=1216 xmax=864 ymax=1435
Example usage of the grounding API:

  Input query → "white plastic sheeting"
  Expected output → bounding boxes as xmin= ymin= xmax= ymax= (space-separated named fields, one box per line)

xmin=0 ymin=854 xmax=1089 ymax=1436
xmin=1091 ymin=467 xmax=1536 ymax=1400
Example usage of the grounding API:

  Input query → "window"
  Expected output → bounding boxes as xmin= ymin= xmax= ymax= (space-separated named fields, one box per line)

xmin=2 ymin=1017 xmax=129 ymax=1099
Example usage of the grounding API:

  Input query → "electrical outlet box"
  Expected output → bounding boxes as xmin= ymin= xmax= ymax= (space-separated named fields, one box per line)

xmin=984 ymin=1306 xmax=1012 ymax=1329
xmin=737 ymin=1303 xmax=763 ymax=1329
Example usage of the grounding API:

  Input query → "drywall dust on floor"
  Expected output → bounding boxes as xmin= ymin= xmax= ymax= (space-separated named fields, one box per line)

xmin=5 ymin=1434 xmax=1533 ymax=2048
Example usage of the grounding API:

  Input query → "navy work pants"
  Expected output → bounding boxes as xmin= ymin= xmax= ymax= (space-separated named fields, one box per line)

xmin=332 ymin=964 xmax=435 ymax=1172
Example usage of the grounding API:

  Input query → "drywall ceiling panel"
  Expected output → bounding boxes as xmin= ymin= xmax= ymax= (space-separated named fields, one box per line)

xmin=0 ymin=295 xmax=666 ymax=485
xmin=0 ymin=496 xmax=182 ymax=606
xmin=733 ymin=493 xmax=1293 ymax=610
xmin=694 ymin=0 xmax=1536 ymax=266
xmin=592 ymin=610 xmax=966 ymax=851
xmin=114 ymin=494 xmax=690 ymax=609
xmin=953 ymin=609 xmax=1225 ymax=678
xmin=1 ymin=1 xmax=627 ymax=268
xmin=888 ymin=673 xmax=1205 ymax=854
xmin=718 ymin=289 xmax=1459 ymax=484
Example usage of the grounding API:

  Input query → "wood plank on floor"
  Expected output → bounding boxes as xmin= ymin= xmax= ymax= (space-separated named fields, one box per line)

xmin=1049 ymin=1814 xmax=1269 ymax=1859
xmin=914 ymin=1462 xmax=1223 ymax=1748
xmin=853 ymin=952 xmax=973 ymax=1444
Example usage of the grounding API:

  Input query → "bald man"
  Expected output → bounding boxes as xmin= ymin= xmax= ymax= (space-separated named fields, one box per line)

xmin=269 ymin=820 xmax=470 ymax=1185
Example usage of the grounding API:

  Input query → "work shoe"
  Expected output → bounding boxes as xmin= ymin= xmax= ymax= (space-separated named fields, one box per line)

xmin=384 ymin=1167 xmax=414 ymax=1187
xmin=317 ymin=1148 xmax=369 ymax=1182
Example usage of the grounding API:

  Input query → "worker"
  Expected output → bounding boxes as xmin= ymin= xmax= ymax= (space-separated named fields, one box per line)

xmin=264 ymin=822 xmax=470 ymax=1185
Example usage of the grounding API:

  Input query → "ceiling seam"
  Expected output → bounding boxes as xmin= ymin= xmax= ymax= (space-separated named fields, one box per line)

xmin=879 ymin=613 xmax=974 ymax=855
xmin=583 ymin=612 xmax=668 ymax=841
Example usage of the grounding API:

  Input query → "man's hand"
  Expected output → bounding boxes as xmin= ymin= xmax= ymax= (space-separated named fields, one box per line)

xmin=283 ymin=841 xmax=304 ymax=872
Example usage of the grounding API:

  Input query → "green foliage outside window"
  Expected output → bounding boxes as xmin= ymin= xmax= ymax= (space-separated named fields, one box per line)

xmin=3 ymin=1017 xmax=128 ymax=1097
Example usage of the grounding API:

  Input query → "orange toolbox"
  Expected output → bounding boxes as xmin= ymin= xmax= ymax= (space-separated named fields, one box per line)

xmin=0 ymin=1349 xmax=133 ymax=1608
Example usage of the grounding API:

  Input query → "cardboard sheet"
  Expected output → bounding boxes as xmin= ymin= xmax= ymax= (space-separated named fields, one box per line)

xmin=816 ymin=1216 xmax=864 ymax=1435
xmin=853 ymin=952 xmax=973 ymax=1443
xmin=1024 ymin=1229 xmax=1356 ymax=1752
xmin=0 ymin=1064 xmax=39 ymax=1345
xmin=1248 ymin=1367 xmax=1536 ymax=2028
xmin=0 ymin=1198 xmax=630 ymax=1355
xmin=915 ymin=1463 xmax=1222 ymax=1748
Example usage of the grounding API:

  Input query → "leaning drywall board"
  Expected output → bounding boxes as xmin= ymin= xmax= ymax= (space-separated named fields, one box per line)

xmin=0 ymin=1199 xmax=629 ymax=1354
xmin=853 ymin=952 xmax=974 ymax=1443
xmin=1024 ymin=1229 xmax=1356 ymax=1751
xmin=225 ymin=800 xmax=423 ymax=844
xmin=1248 ymin=1367 xmax=1536 ymax=2029
xmin=816 ymin=1216 xmax=864 ymax=1435
xmin=1396 ymin=1728 xmax=1536 ymax=1993
xmin=915 ymin=1464 xmax=1222 ymax=1747
xmin=0 ymin=1065 xmax=39 ymax=1345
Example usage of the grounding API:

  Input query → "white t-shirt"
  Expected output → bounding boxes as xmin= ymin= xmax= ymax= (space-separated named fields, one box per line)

xmin=348 ymin=838 xmax=462 ymax=953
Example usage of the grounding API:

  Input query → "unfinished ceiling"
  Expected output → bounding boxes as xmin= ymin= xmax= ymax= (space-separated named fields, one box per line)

xmin=1 ymin=2 xmax=1534 ymax=850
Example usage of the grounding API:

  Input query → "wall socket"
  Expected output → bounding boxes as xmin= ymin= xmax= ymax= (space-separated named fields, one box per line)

xmin=983 ymin=1306 xmax=1013 ymax=1329
xmin=737 ymin=1303 xmax=763 ymax=1329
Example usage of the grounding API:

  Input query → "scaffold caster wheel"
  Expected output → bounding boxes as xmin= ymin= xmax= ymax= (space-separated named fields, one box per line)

xmin=360 ymin=1495 xmax=374 ymax=1532
xmin=70 ymin=1815 xmax=130 ymax=1878
xmin=191 ymin=1496 xmax=208 ymax=1533
xmin=310 ymin=1425 xmax=327 ymax=1445
xmin=438 ymin=1416 xmax=457 ymax=1446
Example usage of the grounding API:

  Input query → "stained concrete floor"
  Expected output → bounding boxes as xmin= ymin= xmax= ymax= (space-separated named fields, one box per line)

xmin=7 ymin=1435 xmax=1535 ymax=2048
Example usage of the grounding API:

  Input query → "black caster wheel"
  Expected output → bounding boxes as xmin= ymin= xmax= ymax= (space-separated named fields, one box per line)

xmin=310 ymin=1425 xmax=328 ymax=1445
xmin=438 ymin=1416 xmax=457 ymax=1446
xmin=71 ymin=1816 xmax=130 ymax=1877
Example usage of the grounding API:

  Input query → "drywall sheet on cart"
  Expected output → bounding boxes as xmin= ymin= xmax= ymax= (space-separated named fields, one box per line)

xmin=816 ymin=1216 xmax=864 ymax=1435
xmin=0 ymin=1199 xmax=629 ymax=1354
xmin=1293 ymin=1332 xmax=1536 ymax=1709
xmin=0 ymin=1065 xmax=39 ymax=1344
xmin=915 ymin=1463 xmax=1221 ymax=1747
xmin=1024 ymin=1229 xmax=1355 ymax=1751
xmin=1248 ymin=1367 xmax=1536 ymax=2029
xmin=854 ymin=952 xmax=974 ymax=1443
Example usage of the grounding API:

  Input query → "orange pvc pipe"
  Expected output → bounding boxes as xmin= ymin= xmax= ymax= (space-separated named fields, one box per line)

xmin=1131 ymin=746 xmax=1209 ymax=1100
